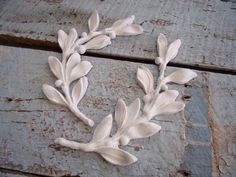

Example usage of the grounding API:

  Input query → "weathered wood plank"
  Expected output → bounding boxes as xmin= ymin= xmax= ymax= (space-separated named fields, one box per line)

xmin=0 ymin=0 xmax=235 ymax=72
xmin=0 ymin=45 xmax=235 ymax=177
xmin=206 ymin=72 xmax=236 ymax=177
xmin=0 ymin=169 xmax=40 ymax=177
xmin=0 ymin=172 xmax=31 ymax=177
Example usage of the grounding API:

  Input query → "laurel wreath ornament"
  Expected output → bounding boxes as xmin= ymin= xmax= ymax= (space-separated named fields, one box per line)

xmin=42 ymin=10 xmax=143 ymax=127
xmin=43 ymin=10 xmax=197 ymax=166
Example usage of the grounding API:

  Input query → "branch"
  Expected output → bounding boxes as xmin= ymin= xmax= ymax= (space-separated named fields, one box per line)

xmin=42 ymin=10 xmax=143 ymax=127
xmin=55 ymin=33 xmax=197 ymax=166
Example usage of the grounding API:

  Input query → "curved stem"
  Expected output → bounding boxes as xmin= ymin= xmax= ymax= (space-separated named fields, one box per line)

xmin=54 ymin=111 xmax=155 ymax=152
xmin=72 ymin=28 xmax=113 ymax=50
xmin=77 ymin=30 xmax=104 ymax=45
xmin=70 ymin=105 xmax=94 ymax=127
xmin=155 ymin=63 xmax=167 ymax=95
xmin=55 ymin=138 xmax=94 ymax=152
xmin=62 ymin=84 xmax=94 ymax=127
xmin=62 ymin=53 xmax=67 ymax=68
xmin=58 ymin=51 xmax=94 ymax=127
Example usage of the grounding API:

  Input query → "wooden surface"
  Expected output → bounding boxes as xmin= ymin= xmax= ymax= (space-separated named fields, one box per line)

xmin=0 ymin=0 xmax=235 ymax=177
xmin=0 ymin=46 xmax=235 ymax=177
xmin=0 ymin=0 xmax=236 ymax=73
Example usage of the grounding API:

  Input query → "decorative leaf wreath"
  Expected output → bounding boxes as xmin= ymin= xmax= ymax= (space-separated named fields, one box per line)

xmin=42 ymin=10 xmax=197 ymax=166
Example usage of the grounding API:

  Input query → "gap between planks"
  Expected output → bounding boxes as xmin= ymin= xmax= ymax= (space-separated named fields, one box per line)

xmin=0 ymin=167 xmax=48 ymax=177
xmin=0 ymin=35 xmax=235 ymax=75
xmin=0 ymin=167 xmax=79 ymax=177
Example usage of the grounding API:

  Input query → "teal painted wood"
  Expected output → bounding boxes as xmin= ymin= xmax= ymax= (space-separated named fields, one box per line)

xmin=0 ymin=0 xmax=235 ymax=71
xmin=0 ymin=46 xmax=235 ymax=176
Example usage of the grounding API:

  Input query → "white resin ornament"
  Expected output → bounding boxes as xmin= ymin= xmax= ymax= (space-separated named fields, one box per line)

xmin=55 ymin=33 xmax=197 ymax=166
xmin=42 ymin=10 xmax=143 ymax=127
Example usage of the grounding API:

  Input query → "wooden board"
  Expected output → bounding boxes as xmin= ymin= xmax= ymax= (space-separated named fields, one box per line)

xmin=0 ymin=172 xmax=32 ymax=177
xmin=0 ymin=0 xmax=235 ymax=72
xmin=0 ymin=45 xmax=235 ymax=177
xmin=0 ymin=169 xmax=39 ymax=177
xmin=207 ymin=72 xmax=236 ymax=177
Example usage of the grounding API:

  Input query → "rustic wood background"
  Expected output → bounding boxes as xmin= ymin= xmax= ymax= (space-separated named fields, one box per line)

xmin=0 ymin=0 xmax=235 ymax=177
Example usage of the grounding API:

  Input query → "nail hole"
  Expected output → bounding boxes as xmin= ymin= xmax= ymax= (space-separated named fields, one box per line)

xmin=177 ymin=170 xmax=191 ymax=176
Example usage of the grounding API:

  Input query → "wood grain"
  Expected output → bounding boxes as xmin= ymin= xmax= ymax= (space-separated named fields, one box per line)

xmin=0 ymin=0 xmax=235 ymax=72
xmin=0 ymin=169 xmax=40 ymax=177
xmin=0 ymin=45 xmax=235 ymax=177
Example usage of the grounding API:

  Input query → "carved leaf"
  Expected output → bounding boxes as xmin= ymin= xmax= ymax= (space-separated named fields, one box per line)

xmin=127 ymin=122 xmax=161 ymax=139
xmin=115 ymin=24 xmax=143 ymax=36
xmin=48 ymin=56 xmax=64 ymax=80
xmin=67 ymin=28 xmax=78 ymax=47
xmin=88 ymin=10 xmax=99 ymax=32
xmin=164 ymin=69 xmax=197 ymax=84
xmin=112 ymin=15 xmax=135 ymax=29
xmin=154 ymin=90 xmax=179 ymax=107
xmin=84 ymin=35 xmax=111 ymax=50
xmin=66 ymin=52 xmax=81 ymax=71
xmin=72 ymin=77 xmax=88 ymax=105
xmin=137 ymin=66 xmax=154 ymax=94
xmin=69 ymin=61 xmax=93 ymax=83
xmin=66 ymin=52 xmax=81 ymax=81
xmin=92 ymin=114 xmax=113 ymax=142
xmin=42 ymin=84 xmax=68 ymax=106
xmin=151 ymin=90 xmax=181 ymax=116
xmin=145 ymin=90 xmax=179 ymax=119
xmin=165 ymin=39 xmax=181 ymax=62
xmin=115 ymin=99 xmax=127 ymax=129
xmin=58 ymin=30 xmax=67 ymax=51
xmin=96 ymin=147 xmax=137 ymax=166
xmin=157 ymin=33 xmax=168 ymax=60
xmin=155 ymin=101 xmax=185 ymax=115
xmin=58 ymin=29 xmax=77 ymax=56
xmin=122 ymin=98 xmax=141 ymax=129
